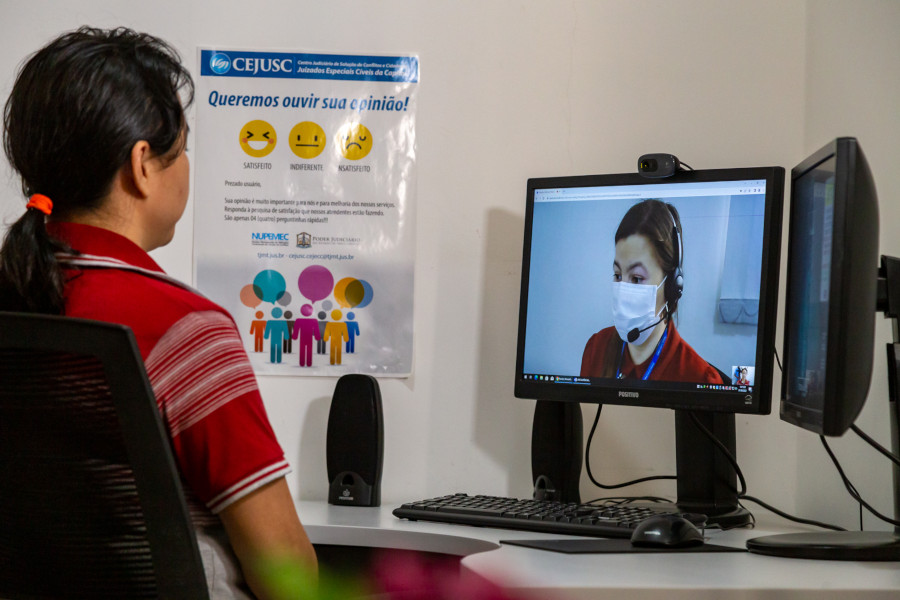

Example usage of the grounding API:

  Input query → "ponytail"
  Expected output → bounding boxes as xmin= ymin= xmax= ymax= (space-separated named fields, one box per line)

xmin=0 ymin=199 xmax=71 ymax=314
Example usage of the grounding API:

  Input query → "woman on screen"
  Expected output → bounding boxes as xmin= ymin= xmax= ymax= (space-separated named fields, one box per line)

xmin=580 ymin=199 xmax=725 ymax=384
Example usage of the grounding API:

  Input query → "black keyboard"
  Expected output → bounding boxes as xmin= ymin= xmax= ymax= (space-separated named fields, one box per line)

xmin=393 ymin=493 xmax=706 ymax=539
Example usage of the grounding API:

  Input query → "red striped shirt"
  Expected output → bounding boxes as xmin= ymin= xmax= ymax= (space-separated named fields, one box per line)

xmin=49 ymin=222 xmax=289 ymax=525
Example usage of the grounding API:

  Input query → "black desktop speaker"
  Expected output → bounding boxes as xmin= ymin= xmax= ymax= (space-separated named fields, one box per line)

xmin=531 ymin=400 xmax=583 ymax=503
xmin=326 ymin=374 xmax=384 ymax=506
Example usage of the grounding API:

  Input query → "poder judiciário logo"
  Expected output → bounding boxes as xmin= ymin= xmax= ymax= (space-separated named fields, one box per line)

xmin=209 ymin=53 xmax=231 ymax=75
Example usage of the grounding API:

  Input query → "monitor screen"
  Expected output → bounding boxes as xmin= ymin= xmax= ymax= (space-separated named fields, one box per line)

xmin=515 ymin=167 xmax=784 ymax=415
xmin=780 ymin=137 xmax=879 ymax=436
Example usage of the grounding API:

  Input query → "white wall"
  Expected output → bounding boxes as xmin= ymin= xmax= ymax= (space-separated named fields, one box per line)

xmin=2 ymin=1 xmax=892 ymax=531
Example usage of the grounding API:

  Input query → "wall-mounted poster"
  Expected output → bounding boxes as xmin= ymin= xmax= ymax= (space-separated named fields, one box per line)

xmin=193 ymin=48 xmax=418 ymax=376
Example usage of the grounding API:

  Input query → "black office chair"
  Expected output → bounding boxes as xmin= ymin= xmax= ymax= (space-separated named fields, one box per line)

xmin=0 ymin=312 xmax=210 ymax=599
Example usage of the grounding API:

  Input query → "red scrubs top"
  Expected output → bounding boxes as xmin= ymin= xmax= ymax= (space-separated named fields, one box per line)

xmin=580 ymin=321 xmax=725 ymax=384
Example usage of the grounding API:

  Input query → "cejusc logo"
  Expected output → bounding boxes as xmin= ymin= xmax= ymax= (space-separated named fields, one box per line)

xmin=209 ymin=53 xmax=231 ymax=75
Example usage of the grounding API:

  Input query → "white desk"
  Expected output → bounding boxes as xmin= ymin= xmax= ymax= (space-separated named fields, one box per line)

xmin=297 ymin=500 xmax=900 ymax=599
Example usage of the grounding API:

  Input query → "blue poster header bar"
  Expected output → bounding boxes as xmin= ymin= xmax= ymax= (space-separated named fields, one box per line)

xmin=200 ymin=49 xmax=418 ymax=83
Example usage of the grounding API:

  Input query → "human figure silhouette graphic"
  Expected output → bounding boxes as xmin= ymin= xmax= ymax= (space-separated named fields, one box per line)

xmin=291 ymin=304 xmax=321 ymax=367
xmin=316 ymin=310 xmax=328 ymax=355
xmin=345 ymin=311 xmax=360 ymax=353
xmin=249 ymin=310 xmax=266 ymax=352
xmin=323 ymin=309 xmax=350 ymax=366
xmin=282 ymin=310 xmax=295 ymax=354
xmin=264 ymin=307 xmax=290 ymax=364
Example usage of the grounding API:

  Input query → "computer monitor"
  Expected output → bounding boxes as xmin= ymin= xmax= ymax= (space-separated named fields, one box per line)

xmin=780 ymin=137 xmax=879 ymax=436
xmin=515 ymin=164 xmax=785 ymax=527
xmin=747 ymin=137 xmax=900 ymax=560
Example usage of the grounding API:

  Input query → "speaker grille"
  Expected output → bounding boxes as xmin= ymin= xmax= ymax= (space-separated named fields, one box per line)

xmin=326 ymin=375 xmax=384 ymax=485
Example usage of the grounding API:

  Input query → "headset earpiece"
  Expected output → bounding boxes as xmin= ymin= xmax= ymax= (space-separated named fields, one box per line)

xmin=666 ymin=205 xmax=684 ymax=302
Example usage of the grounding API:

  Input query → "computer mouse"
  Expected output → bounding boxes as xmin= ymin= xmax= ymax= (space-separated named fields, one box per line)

xmin=630 ymin=513 xmax=705 ymax=548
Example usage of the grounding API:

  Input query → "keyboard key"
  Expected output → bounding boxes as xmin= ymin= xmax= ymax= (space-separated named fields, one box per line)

xmin=437 ymin=505 xmax=506 ymax=517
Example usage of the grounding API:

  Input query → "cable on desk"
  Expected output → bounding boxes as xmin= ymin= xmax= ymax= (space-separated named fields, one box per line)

xmin=850 ymin=424 xmax=900 ymax=468
xmin=583 ymin=393 xmax=854 ymax=533
xmin=775 ymin=347 xmax=900 ymax=528
xmin=585 ymin=495 xmax=675 ymax=505
xmin=690 ymin=411 xmax=846 ymax=532
xmin=687 ymin=412 xmax=747 ymax=496
xmin=584 ymin=403 xmax=677 ymax=491
xmin=738 ymin=495 xmax=843 ymax=531
xmin=820 ymin=435 xmax=900 ymax=528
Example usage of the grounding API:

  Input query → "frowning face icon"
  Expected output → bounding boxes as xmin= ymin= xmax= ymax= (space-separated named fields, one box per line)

xmin=337 ymin=122 xmax=373 ymax=160
xmin=240 ymin=120 xmax=277 ymax=158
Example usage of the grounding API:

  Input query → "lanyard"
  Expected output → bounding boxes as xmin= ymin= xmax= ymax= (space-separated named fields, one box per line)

xmin=616 ymin=325 xmax=668 ymax=380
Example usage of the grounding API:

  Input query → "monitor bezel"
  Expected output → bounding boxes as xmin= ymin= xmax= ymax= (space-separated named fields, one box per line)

xmin=514 ymin=166 xmax=785 ymax=415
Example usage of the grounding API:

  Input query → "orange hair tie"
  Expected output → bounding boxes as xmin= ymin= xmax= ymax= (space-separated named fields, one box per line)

xmin=26 ymin=194 xmax=53 ymax=216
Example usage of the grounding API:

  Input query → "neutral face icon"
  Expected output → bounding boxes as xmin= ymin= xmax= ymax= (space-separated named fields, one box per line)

xmin=289 ymin=121 xmax=326 ymax=159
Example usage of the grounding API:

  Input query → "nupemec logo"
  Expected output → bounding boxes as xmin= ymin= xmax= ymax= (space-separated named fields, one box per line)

xmin=252 ymin=233 xmax=289 ymax=242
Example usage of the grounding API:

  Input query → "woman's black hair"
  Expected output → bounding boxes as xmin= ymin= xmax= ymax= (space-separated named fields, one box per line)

xmin=0 ymin=26 xmax=194 ymax=313
xmin=615 ymin=199 xmax=684 ymax=318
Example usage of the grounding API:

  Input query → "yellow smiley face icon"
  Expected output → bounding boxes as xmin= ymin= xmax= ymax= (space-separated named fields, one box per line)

xmin=288 ymin=121 xmax=326 ymax=159
xmin=337 ymin=122 xmax=373 ymax=160
xmin=239 ymin=120 xmax=277 ymax=158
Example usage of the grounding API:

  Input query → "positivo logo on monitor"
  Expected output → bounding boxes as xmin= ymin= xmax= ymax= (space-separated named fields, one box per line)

xmin=209 ymin=53 xmax=231 ymax=75
xmin=618 ymin=391 xmax=639 ymax=399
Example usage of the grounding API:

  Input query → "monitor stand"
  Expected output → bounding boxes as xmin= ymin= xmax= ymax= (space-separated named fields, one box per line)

xmin=672 ymin=410 xmax=752 ymax=528
xmin=530 ymin=401 xmax=751 ymax=528
xmin=747 ymin=255 xmax=900 ymax=560
xmin=634 ymin=410 xmax=752 ymax=529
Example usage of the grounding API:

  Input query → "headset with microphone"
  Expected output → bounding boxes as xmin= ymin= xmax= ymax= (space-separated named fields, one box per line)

xmin=624 ymin=204 xmax=684 ymax=344
xmin=626 ymin=320 xmax=658 ymax=343
xmin=665 ymin=203 xmax=684 ymax=303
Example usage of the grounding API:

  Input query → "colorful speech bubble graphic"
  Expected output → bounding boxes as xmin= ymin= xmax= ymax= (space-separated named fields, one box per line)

xmin=334 ymin=277 xmax=374 ymax=309
xmin=298 ymin=265 xmax=334 ymax=302
xmin=253 ymin=269 xmax=287 ymax=303
xmin=240 ymin=283 xmax=263 ymax=308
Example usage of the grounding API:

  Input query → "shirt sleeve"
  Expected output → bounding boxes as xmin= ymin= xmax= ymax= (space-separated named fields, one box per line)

xmin=144 ymin=310 xmax=290 ymax=513
xmin=581 ymin=328 xmax=616 ymax=378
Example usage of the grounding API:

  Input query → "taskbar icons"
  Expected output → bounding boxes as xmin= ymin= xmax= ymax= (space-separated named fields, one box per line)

xmin=522 ymin=374 xmax=588 ymax=384
xmin=697 ymin=383 xmax=752 ymax=393
xmin=523 ymin=373 xmax=751 ymax=393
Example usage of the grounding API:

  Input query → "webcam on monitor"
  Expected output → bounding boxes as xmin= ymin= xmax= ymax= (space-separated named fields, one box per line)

xmin=637 ymin=153 xmax=685 ymax=178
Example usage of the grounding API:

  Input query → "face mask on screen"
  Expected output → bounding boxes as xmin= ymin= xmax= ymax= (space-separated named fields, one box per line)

xmin=611 ymin=277 xmax=667 ymax=346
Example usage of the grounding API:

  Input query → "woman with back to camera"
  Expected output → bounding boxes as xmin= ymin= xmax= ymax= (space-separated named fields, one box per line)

xmin=0 ymin=27 xmax=316 ymax=598
xmin=580 ymin=199 xmax=725 ymax=383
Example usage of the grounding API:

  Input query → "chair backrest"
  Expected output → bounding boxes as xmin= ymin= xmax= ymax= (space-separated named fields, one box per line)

xmin=0 ymin=311 xmax=210 ymax=599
